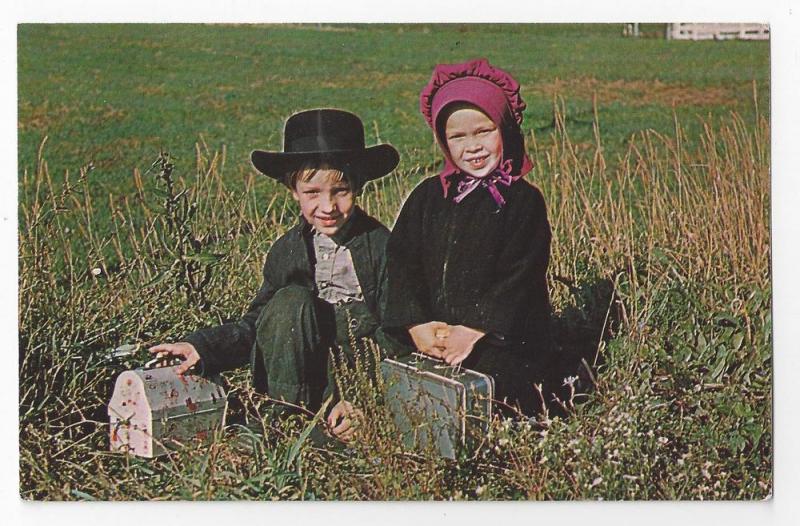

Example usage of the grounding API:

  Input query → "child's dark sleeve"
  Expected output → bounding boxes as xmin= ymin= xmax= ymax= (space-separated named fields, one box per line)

xmin=373 ymin=225 xmax=415 ymax=357
xmin=462 ymin=186 xmax=551 ymax=339
xmin=182 ymin=251 xmax=280 ymax=376
xmin=382 ymin=187 xmax=432 ymax=332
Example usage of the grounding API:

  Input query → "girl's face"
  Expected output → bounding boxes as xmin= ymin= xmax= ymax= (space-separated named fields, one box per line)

xmin=291 ymin=169 xmax=355 ymax=236
xmin=444 ymin=106 xmax=503 ymax=178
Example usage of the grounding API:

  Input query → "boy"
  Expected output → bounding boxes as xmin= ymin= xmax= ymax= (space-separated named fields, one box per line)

xmin=150 ymin=109 xmax=399 ymax=440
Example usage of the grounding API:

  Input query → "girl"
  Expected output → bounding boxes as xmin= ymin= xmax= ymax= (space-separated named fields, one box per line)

xmin=383 ymin=59 xmax=552 ymax=416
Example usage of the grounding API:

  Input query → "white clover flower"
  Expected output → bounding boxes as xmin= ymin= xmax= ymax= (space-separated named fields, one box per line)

xmin=91 ymin=267 xmax=102 ymax=276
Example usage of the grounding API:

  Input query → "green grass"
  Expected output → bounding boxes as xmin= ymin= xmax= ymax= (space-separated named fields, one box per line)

xmin=18 ymin=24 xmax=769 ymax=199
xmin=18 ymin=23 xmax=771 ymax=500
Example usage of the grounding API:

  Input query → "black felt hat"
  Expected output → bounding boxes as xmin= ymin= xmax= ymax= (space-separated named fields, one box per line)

xmin=251 ymin=109 xmax=399 ymax=186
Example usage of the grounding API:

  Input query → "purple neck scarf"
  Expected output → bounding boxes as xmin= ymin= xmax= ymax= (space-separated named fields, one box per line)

xmin=452 ymin=159 xmax=515 ymax=208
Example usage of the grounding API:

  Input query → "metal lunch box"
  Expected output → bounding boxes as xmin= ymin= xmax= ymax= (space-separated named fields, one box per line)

xmin=381 ymin=352 xmax=494 ymax=459
xmin=108 ymin=361 xmax=227 ymax=458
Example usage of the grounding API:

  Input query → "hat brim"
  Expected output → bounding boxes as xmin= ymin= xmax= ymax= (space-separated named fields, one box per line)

xmin=251 ymin=144 xmax=399 ymax=186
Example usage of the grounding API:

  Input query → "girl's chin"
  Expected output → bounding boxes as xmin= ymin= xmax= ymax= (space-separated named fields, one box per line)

xmin=461 ymin=167 xmax=495 ymax=179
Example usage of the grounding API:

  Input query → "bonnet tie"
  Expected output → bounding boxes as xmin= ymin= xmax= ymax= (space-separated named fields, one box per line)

xmin=452 ymin=159 xmax=514 ymax=208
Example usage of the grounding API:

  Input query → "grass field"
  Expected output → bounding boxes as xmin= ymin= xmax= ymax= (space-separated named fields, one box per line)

xmin=18 ymin=24 xmax=769 ymax=201
xmin=18 ymin=23 xmax=771 ymax=500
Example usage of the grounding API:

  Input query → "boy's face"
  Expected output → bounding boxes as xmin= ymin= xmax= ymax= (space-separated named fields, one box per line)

xmin=444 ymin=106 xmax=503 ymax=179
xmin=291 ymin=169 xmax=355 ymax=236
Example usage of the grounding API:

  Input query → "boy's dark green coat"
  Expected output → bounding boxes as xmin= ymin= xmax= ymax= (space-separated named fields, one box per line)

xmin=183 ymin=206 xmax=399 ymax=392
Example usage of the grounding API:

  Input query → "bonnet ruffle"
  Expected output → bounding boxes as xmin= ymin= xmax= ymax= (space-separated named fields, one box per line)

xmin=419 ymin=58 xmax=527 ymax=128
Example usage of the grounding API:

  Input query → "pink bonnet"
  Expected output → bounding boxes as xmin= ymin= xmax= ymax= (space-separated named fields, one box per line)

xmin=419 ymin=58 xmax=527 ymax=131
xmin=419 ymin=58 xmax=533 ymax=192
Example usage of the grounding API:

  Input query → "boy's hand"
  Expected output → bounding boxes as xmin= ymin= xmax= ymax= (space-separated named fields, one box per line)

xmin=441 ymin=325 xmax=485 ymax=366
xmin=327 ymin=400 xmax=363 ymax=442
xmin=408 ymin=321 xmax=450 ymax=358
xmin=148 ymin=342 xmax=200 ymax=376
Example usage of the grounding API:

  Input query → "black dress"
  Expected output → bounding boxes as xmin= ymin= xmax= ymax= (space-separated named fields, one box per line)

xmin=383 ymin=175 xmax=552 ymax=415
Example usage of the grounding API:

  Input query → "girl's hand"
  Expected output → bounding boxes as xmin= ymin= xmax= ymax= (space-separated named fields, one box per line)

xmin=441 ymin=325 xmax=485 ymax=365
xmin=408 ymin=321 xmax=450 ymax=358
xmin=327 ymin=400 xmax=363 ymax=442
xmin=148 ymin=342 xmax=200 ymax=376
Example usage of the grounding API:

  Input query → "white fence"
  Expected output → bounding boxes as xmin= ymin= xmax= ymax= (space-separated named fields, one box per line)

xmin=666 ymin=23 xmax=769 ymax=41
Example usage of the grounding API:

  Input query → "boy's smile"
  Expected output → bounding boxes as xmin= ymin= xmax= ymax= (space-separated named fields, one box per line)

xmin=291 ymin=169 xmax=355 ymax=236
xmin=444 ymin=106 xmax=503 ymax=179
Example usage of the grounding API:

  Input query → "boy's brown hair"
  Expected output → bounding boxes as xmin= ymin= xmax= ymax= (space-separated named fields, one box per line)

xmin=285 ymin=161 xmax=355 ymax=191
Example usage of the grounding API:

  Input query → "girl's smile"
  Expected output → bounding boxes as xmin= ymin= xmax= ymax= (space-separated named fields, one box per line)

xmin=466 ymin=154 xmax=490 ymax=169
xmin=444 ymin=105 xmax=503 ymax=179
